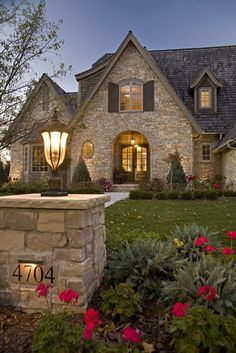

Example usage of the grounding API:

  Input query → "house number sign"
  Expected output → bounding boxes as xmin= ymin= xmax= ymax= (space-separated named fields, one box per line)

xmin=11 ymin=263 xmax=56 ymax=285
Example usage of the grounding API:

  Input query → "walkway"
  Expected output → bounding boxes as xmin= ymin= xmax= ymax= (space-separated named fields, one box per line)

xmin=105 ymin=192 xmax=129 ymax=207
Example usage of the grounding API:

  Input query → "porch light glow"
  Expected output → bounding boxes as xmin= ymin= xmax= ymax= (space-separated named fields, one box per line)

xmin=130 ymin=132 xmax=135 ymax=145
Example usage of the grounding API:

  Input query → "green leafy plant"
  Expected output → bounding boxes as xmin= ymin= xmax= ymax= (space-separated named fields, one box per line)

xmin=169 ymin=305 xmax=236 ymax=353
xmin=180 ymin=191 xmax=193 ymax=200
xmin=161 ymin=256 xmax=236 ymax=315
xmin=71 ymin=157 xmax=91 ymax=187
xmin=129 ymin=191 xmax=154 ymax=200
xmin=101 ymin=283 xmax=142 ymax=322
xmin=166 ymin=151 xmax=186 ymax=191
xmin=167 ymin=223 xmax=220 ymax=261
xmin=154 ymin=191 xmax=169 ymax=199
xmin=108 ymin=239 xmax=182 ymax=298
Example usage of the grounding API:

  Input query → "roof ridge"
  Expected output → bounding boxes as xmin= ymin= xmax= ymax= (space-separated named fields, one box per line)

xmin=149 ymin=44 xmax=236 ymax=53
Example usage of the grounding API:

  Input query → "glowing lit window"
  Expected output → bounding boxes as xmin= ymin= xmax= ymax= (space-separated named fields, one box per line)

xmin=32 ymin=145 xmax=48 ymax=172
xmin=136 ymin=146 xmax=147 ymax=171
xmin=202 ymin=144 xmax=211 ymax=161
xmin=122 ymin=146 xmax=133 ymax=172
xmin=120 ymin=82 xmax=142 ymax=111
xmin=23 ymin=146 xmax=28 ymax=173
xmin=200 ymin=88 xmax=212 ymax=108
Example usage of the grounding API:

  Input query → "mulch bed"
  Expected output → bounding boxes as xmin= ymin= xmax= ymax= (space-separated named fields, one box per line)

xmin=0 ymin=281 xmax=173 ymax=353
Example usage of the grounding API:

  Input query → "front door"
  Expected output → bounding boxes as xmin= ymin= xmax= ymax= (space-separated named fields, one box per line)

xmin=121 ymin=145 xmax=148 ymax=182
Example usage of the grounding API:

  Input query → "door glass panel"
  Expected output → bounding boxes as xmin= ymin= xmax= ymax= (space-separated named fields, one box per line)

xmin=136 ymin=147 xmax=147 ymax=172
xmin=122 ymin=146 xmax=133 ymax=172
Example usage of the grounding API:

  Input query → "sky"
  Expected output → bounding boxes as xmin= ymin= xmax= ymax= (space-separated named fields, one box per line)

xmin=25 ymin=0 xmax=236 ymax=91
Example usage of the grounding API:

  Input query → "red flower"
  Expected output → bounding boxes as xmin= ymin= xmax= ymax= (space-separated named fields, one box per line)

xmin=222 ymin=247 xmax=235 ymax=255
xmin=227 ymin=231 xmax=236 ymax=240
xmin=84 ymin=308 xmax=101 ymax=331
xmin=35 ymin=282 xmax=51 ymax=297
xmin=194 ymin=236 xmax=208 ymax=246
xmin=198 ymin=285 xmax=217 ymax=301
xmin=205 ymin=245 xmax=216 ymax=253
xmin=83 ymin=328 xmax=92 ymax=341
xmin=59 ymin=288 xmax=79 ymax=304
xmin=213 ymin=183 xmax=221 ymax=190
xmin=187 ymin=175 xmax=197 ymax=182
xmin=172 ymin=302 xmax=189 ymax=318
xmin=122 ymin=326 xmax=142 ymax=343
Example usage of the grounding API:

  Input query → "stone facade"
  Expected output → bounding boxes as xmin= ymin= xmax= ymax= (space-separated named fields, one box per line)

xmin=222 ymin=149 xmax=236 ymax=190
xmin=0 ymin=194 xmax=109 ymax=312
xmin=71 ymin=43 xmax=194 ymax=181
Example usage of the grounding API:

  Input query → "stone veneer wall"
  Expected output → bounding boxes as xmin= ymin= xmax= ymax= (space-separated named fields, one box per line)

xmin=71 ymin=42 xmax=194 ymax=181
xmin=0 ymin=194 xmax=109 ymax=312
xmin=194 ymin=134 xmax=221 ymax=179
xmin=222 ymin=149 xmax=236 ymax=190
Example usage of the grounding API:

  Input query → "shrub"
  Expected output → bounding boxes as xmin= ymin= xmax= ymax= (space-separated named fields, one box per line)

xmin=205 ymin=190 xmax=218 ymax=200
xmin=166 ymin=151 xmax=186 ymax=191
xmin=193 ymin=190 xmax=206 ymax=199
xmin=167 ymin=223 xmax=220 ymax=262
xmin=168 ymin=191 xmax=180 ymax=200
xmin=71 ymin=157 xmax=91 ymax=186
xmin=69 ymin=186 xmax=103 ymax=194
xmin=169 ymin=305 xmax=236 ymax=353
xmin=222 ymin=190 xmax=235 ymax=197
xmin=161 ymin=256 xmax=236 ymax=315
xmin=148 ymin=178 xmax=166 ymax=192
xmin=97 ymin=178 xmax=114 ymax=192
xmin=101 ymin=283 xmax=142 ymax=322
xmin=180 ymin=192 xmax=193 ymax=200
xmin=1 ymin=181 xmax=28 ymax=194
xmin=108 ymin=239 xmax=182 ymax=298
xmin=129 ymin=191 xmax=154 ymax=200
xmin=154 ymin=191 xmax=168 ymax=200
xmin=113 ymin=168 xmax=125 ymax=184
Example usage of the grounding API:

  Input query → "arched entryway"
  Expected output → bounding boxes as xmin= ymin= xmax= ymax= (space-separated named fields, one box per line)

xmin=113 ymin=131 xmax=150 ymax=182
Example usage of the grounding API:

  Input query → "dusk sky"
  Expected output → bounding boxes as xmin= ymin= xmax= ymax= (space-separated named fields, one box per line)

xmin=37 ymin=0 xmax=236 ymax=92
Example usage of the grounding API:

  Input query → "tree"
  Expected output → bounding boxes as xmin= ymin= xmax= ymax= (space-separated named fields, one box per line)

xmin=71 ymin=157 xmax=91 ymax=187
xmin=166 ymin=151 xmax=186 ymax=191
xmin=0 ymin=0 xmax=70 ymax=149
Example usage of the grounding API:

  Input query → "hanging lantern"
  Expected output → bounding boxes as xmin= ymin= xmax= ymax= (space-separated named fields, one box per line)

xmin=130 ymin=132 xmax=135 ymax=145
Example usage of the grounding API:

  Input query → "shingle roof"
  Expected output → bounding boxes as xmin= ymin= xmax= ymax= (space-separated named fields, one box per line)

xmin=80 ymin=45 xmax=236 ymax=135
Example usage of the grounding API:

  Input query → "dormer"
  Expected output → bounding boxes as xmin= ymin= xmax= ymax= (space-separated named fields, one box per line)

xmin=189 ymin=66 xmax=222 ymax=113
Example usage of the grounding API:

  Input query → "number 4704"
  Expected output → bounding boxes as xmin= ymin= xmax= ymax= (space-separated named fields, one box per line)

xmin=12 ymin=264 xmax=55 ymax=284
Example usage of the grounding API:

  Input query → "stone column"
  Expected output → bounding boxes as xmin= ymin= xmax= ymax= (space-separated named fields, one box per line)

xmin=0 ymin=194 xmax=110 ymax=312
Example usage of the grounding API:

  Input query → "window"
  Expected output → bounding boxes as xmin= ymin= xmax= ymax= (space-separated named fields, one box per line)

xmin=120 ymin=82 xmax=142 ymax=111
xmin=199 ymin=88 xmax=212 ymax=109
xmin=122 ymin=146 xmax=133 ymax=172
xmin=82 ymin=141 xmax=94 ymax=159
xmin=23 ymin=146 xmax=28 ymax=173
xmin=136 ymin=146 xmax=147 ymax=172
xmin=202 ymin=144 xmax=211 ymax=161
xmin=32 ymin=145 xmax=48 ymax=172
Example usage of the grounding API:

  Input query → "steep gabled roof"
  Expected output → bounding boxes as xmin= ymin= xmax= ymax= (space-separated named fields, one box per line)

xmin=189 ymin=66 xmax=223 ymax=89
xmin=70 ymin=31 xmax=201 ymax=133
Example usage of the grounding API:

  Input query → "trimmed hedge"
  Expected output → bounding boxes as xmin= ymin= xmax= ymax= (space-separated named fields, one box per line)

xmin=129 ymin=190 xmax=236 ymax=200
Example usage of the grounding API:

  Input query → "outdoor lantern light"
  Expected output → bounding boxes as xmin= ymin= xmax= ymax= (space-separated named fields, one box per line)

xmin=40 ymin=109 xmax=69 ymax=196
xmin=130 ymin=132 xmax=135 ymax=145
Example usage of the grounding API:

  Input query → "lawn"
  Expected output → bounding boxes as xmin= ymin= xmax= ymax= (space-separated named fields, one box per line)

xmin=105 ymin=198 xmax=236 ymax=251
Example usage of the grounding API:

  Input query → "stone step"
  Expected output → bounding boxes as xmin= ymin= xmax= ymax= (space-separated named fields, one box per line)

xmin=113 ymin=184 xmax=139 ymax=192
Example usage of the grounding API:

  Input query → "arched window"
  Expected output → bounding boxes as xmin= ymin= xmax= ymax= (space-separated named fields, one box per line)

xmin=119 ymin=81 xmax=143 ymax=112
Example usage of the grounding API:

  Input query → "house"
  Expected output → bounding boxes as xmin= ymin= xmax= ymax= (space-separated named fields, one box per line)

xmin=8 ymin=32 xmax=236 ymax=188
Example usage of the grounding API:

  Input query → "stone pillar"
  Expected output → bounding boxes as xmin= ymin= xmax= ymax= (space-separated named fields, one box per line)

xmin=0 ymin=194 xmax=110 ymax=312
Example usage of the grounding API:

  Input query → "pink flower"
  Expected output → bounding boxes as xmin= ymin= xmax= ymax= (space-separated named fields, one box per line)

xmin=122 ymin=326 xmax=142 ymax=343
xmin=84 ymin=308 xmax=101 ymax=331
xmin=59 ymin=288 xmax=79 ymax=304
xmin=222 ymin=247 xmax=235 ymax=255
xmin=83 ymin=328 xmax=92 ymax=341
xmin=205 ymin=245 xmax=216 ymax=253
xmin=227 ymin=231 xmax=236 ymax=240
xmin=194 ymin=236 xmax=208 ymax=246
xmin=213 ymin=183 xmax=221 ymax=190
xmin=198 ymin=285 xmax=217 ymax=301
xmin=35 ymin=282 xmax=51 ymax=297
xmin=172 ymin=302 xmax=189 ymax=318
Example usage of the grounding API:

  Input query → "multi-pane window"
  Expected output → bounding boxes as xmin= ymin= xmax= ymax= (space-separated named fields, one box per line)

xmin=136 ymin=146 xmax=147 ymax=171
xmin=32 ymin=145 xmax=48 ymax=172
xmin=200 ymin=88 xmax=211 ymax=109
xmin=202 ymin=144 xmax=211 ymax=161
xmin=120 ymin=82 xmax=142 ymax=111
xmin=23 ymin=146 xmax=28 ymax=173
xmin=122 ymin=146 xmax=133 ymax=172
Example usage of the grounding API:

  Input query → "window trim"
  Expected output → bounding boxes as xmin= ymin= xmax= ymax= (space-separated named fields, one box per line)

xmin=119 ymin=80 xmax=143 ymax=112
xmin=199 ymin=87 xmax=212 ymax=109
xmin=23 ymin=145 xmax=29 ymax=173
xmin=201 ymin=143 xmax=211 ymax=162
xmin=31 ymin=144 xmax=48 ymax=173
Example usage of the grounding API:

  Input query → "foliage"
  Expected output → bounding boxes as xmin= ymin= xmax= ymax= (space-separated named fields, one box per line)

xmin=0 ymin=0 xmax=70 ymax=148
xmin=167 ymin=223 xmax=220 ymax=261
xmin=139 ymin=178 xmax=166 ymax=192
xmin=169 ymin=305 xmax=236 ymax=353
xmin=69 ymin=181 xmax=103 ymax=194
xmin=161 ymin=255 xmax=236 ymax=315
xmin=0 ymin=180 xmax=47 ymax=194
xmin=71 ymin=157 xmax=91 ymax=186
xmin=0 ymin=160 xmax=10 ymax=185
xmin=101 ymin=283 xmax=142 ymax=322
xmin=166 ymin=151 xmax=186 ymax=191
xmin=180 ymin=191 xmax=193 ymax=200
xmin=113 ymin=168 xmax=125 ymax=184
xmin=154 ymin=191 xmax=169 ymax=199
xmin=129 ymin=191 xmax=154 ymax=199
xmin=108 ymin=239 xmax=182 ymax=298
xmin=97 ymin=177 xmax=114 ymax=192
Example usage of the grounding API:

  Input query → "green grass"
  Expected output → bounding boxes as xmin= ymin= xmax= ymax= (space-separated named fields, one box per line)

xmin=105 ymin=198 xmax=236 ymax=251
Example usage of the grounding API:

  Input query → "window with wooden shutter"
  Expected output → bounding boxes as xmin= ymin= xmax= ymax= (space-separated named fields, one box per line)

xmin=108 ymin=82 xmax=119 ymax=112
xmin=143 ymin=80 xmax=154 ymax=111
